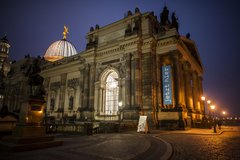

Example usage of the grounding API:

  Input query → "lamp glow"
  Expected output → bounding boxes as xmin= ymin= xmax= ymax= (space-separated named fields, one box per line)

xmin=207 ymin=100 xmax=211 ymax=104
xmin=210 ymin=105 xmax=215 ymax=110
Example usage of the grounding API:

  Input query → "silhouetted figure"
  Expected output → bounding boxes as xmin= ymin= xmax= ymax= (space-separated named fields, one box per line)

xmin=218 ymin=120 xmax=222 ymax=130
xmin=160 ymin=6 xmax=170 ymax=26
xmin=171 ymin=12 xmax=179 ymax=32
xmin=135 ymin=7 xmax=140 ymax=14
xmin=186 ymin=33 xmax=191 ymax=39
xmin=25 ymin=59 xmax=44 ymax=98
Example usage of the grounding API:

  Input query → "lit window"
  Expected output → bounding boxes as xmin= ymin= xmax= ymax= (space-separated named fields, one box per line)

xmin=105 ymin=72 xmax=118 ymax=115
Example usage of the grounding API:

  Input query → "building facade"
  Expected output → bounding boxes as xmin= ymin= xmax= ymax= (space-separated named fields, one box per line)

xmin=4 ymin=7 xmax=205 ymax=129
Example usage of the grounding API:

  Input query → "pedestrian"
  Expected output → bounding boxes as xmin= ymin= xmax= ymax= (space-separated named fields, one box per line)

xmin=218 ymin=120 xmax=222 ymax=130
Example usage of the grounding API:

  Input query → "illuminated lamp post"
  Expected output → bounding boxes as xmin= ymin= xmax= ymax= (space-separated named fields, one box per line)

xmin=201 ymin=96 xmax=206 ymax=116
xmin=210 ymin=105 xmax=216 ymax=133
xmin=222 ymin=111 xmax=226 ymax=125
xmin=207 ymin=100 xmax=211 ymax=119
xmin=118 ymin=101 xmax=123 ymax=122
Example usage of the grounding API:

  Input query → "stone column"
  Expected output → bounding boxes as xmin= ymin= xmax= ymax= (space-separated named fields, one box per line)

xmin=172 ymin=53 xmax=181 ymax=109
xmin=157 ymin=55 xmax=163 ymax=109
xmin=133 ymin=51 xmax=141 ymax=108
xmin=55 ymin=89 xmax=60 ymax=111
xmin=82 ymin=64 xmax=90 ymax=109
xmin=125 ymin=53 xmax=131 ymax=108
xmin=183 ymin=62 xmax=194 ymax=112
xmin=79 ymin=67 xmax=84 ymax=108
xmin=192 ymin=71 xmax=200 ymax=112
xmin=198 ymin=76 xmax=204 ymax=114
xmin=75 ymin=86 xmax=80 ymax=111
xmin=94 ymin=82 xmax=99 ymax=112
xmin=88 ymin=62 xmax=95 ymax=110
xmin=118 ymin=78 xmax=123 ymax=108
xmin=121 ymin=78 xmax=126 ymax=109
xmin=60 ymin=73 xmax=67 ymax=110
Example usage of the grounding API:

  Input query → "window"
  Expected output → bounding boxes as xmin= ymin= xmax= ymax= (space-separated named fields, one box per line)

xmin=105 ymin=72 xmax=119 ymax=115
xmin=50 ymin=98 xmax=55 ymax=110
xmin=69 ymin=96 xmax=74 ymax=110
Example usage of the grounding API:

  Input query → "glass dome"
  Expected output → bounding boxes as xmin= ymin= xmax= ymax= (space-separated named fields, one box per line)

xmin=44 ymin=39 xmax=77 ymax=62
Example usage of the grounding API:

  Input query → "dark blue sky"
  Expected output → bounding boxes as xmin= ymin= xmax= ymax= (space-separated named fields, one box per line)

xmin=1 ymin=0 xmax=240 ymax=115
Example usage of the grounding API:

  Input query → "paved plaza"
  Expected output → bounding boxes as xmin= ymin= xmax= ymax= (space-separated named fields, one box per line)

xmin=159 ymin=126 xmax=240 ymax=160
xmin=0 ymin=126 xmax=239 ymax=160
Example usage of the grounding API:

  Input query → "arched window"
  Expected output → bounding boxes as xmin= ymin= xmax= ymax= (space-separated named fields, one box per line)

xmin=105 ymin=71 xmax=119 ymax=115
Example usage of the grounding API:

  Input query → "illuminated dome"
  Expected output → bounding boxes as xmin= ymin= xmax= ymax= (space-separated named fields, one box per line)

xmin=44 ymin=26 xmax=78 ymax=62
xmin=44 ymin=39 xmax=77 ymax=62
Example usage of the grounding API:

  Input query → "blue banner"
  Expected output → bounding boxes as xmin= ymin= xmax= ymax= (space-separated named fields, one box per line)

xmin=162 ymin=65 xmax=173 ymax=105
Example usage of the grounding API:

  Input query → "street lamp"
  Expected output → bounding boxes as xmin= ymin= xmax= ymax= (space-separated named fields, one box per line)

xmin=210 ymin=105 xmax=215 ymax=119
xmin=118 ymin=101 xmax=123 ymax=121
xmin=210 ymin=105 xmax=216 ymax=133
xmin=207 ymin=100 xmax=211 ymax=104
xmin=222 ymin=111 xmax=226 ymax=125
xmin=201 ymin=96 xmax=212 ymax=119
xmin=210 ymin=105 xmax=215 ymax=110
xmin=201 ymin=96 xmax=206 ymax=101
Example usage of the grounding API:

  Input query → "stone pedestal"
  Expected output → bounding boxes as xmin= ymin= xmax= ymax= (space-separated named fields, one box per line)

xmin=13 ymin=124 xmax=45 ymax=137
xmin=0 ymin=98 xmax=62 ymax=152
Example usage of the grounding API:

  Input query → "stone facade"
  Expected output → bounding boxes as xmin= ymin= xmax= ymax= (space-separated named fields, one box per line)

xmin=4 ymin=7 xmax=204 ymax=129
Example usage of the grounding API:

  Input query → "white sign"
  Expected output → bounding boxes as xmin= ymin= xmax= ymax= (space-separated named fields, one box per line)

xmin=137 ymin=116 xmax=148 ymax=132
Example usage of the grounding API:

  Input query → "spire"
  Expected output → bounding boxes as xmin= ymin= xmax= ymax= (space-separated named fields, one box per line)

xmin=62 ymin=25 xmax=69 ymax=40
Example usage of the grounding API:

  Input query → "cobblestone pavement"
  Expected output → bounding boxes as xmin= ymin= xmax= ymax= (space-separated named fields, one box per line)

xmin=0 ymin=133 xmax=168 ymax=160
xmin=158 ymin=126 xmax=240 ymax=160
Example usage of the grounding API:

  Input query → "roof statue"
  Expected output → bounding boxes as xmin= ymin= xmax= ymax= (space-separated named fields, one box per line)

xmin=171 ymin=12 xmax=179 ymax=32
xmin=160 ymin=6 xmax=170 ymax=26
xmin=63 ymin=25 xmax=69 ymax=40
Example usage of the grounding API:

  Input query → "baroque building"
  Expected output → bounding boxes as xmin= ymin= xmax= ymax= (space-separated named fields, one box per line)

xmin=4 ymin=7 xmax=204 ymax=129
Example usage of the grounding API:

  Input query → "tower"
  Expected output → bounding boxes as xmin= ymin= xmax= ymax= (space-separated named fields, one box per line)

xmin=0 ymin=36 xmax=10 ymax=108
xmin=0 ymin=36 xmax=11 ymax=76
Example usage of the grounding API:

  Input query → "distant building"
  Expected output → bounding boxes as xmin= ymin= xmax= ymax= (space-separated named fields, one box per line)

xmin=0 ymin=36 xmax=11 ymax=108
xmin=4 ymin=7 xmax=204 ymax=129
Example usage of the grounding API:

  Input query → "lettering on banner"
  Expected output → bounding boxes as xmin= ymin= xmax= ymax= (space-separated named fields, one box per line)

xmin=162 ymin=65 xmax=173 ymax=105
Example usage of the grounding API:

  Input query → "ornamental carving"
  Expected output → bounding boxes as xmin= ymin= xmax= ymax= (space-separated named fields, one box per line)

xmin=67 ymin=78 xmax=80 ymax=88
xmin=61 ymin=73 xmax=67 ymax=85
xmin=43 ymin=77 xmax=50 ymax=88
xmin=50 ymin=81 xmax=61 ymax=90
xmin=117 ymin=63 xmax=126 ymax=78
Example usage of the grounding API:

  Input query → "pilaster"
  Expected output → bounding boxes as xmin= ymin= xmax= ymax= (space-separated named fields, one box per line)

xmin=192 ymin=71 xmax=200 ymax=113
xmin=82 ymin=64 xmax=90 ymax=109
xmin=183 ymin=61 xmax=194 ymax=112
xmin=172 ymin=53 xmax=181 ymax=109
xmin=125 ymin=53 xmax=131 ymax=108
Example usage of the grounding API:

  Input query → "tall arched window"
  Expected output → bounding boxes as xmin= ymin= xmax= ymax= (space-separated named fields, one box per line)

xmin=105 ymin=71 xmax=119 ymax=115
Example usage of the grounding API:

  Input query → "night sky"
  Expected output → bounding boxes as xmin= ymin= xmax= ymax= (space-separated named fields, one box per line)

xmin=1 ymin=0 xmax=240 ymax=115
